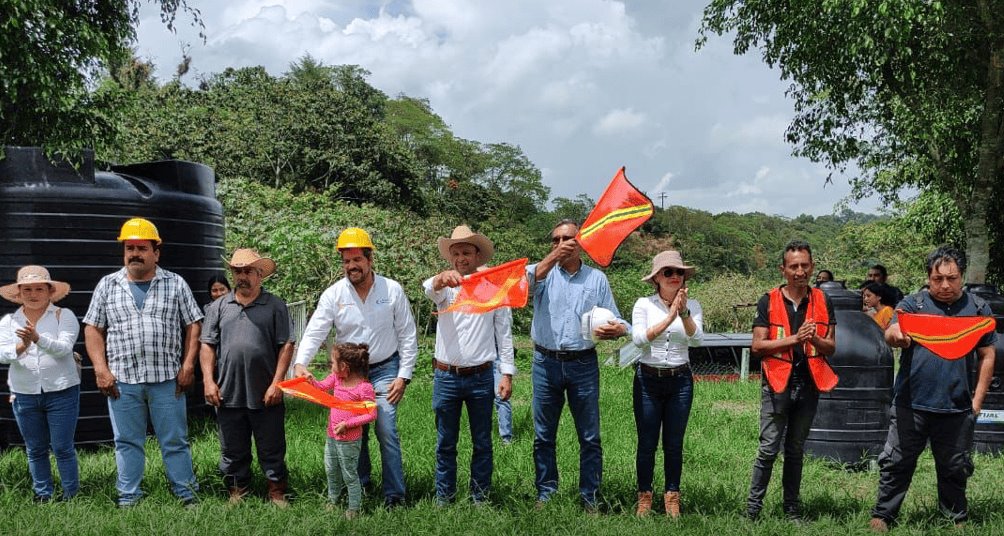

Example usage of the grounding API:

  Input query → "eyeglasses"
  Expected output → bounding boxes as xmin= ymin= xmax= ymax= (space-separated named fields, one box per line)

xmin=551 ymin=235 xmax=576 ymax=244
xmin=231 ymin=267 xmax=258 ymax=275
xmin=660 ymin=268 xmax=687 ymax=278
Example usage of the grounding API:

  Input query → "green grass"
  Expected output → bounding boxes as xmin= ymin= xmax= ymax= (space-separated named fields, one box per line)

xmin=1 ymin=340 xmax=1002 ymax=535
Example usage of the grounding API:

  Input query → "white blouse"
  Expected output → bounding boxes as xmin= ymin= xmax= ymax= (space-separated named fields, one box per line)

xmin=0 ymin=304 xmax=81 ymax=394
xmin=631 ymin=295 xmax=704 ymax=367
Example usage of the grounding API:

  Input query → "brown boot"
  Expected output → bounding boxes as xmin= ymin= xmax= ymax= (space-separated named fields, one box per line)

xmin=267 ymin=479 xmax=289 ymax=508
xmin=664 ymin=491 xmax=681 ymax=518
xmin=228 ymin=486 xmax=249 ymax=505
xmin=636 ymin=491 xmax=653 ymax=516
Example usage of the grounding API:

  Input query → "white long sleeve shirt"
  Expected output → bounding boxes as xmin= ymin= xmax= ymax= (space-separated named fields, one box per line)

xmin=0 ymin=304 xmax=81 ymax=393
xmin=631 ymin=295 xmax=704 ymax=367
xmin=293 ymin=275 xmax=418 ymax=379
xmin=423 ymin=276 xmax=516 ymax=375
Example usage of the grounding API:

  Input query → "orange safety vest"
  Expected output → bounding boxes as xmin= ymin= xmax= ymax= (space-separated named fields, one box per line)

xmin=762 ymin=287 xmax=839 ymax=393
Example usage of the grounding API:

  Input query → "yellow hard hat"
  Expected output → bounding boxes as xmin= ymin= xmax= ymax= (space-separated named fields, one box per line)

xmin=336 ymin=227 xmax=374 ymax=250
xmin=117 ymin=217 xmax=162 ymax=244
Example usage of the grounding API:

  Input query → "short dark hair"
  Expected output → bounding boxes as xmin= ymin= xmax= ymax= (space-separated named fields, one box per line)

xmin=206 ymin=274 xmax=230 ymax=295
xmin=817 ymin=270 xmax=834 ymax=280
xmin=332 ymin=343 xmax=370 ymax=377
xmin=926 ymin=245 xmax=966 ymax=275
xmin=862 ymin=282 xmax=895 ymax=306
xmin=781 ymin=239 xmax=812 ymax=265
xmin=870 ymin=264 xmax=888 ymax=277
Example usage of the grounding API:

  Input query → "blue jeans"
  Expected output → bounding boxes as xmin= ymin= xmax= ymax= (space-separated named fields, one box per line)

xmin=108 ymin=380 xmax=197 ymax=504
xmin=358 ymin=355 xmax=406 ymax=502
xmin=494 ymin=361 xmax=513 ymax=441
xmin=326 ymin=437 xmax=363 ymax=511
xmin=12 ymin=384 xmax=80 ymax=499
xmin=433 ymin=365 xmax=495 ymax=502
xmin=633 ymin=368 xmax=693 ymax=492
xmin=531 ymin=349 xmax=602 ymax=505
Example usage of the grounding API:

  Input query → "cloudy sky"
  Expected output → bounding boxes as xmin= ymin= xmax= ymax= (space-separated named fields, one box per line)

xmin=134 ymin=0 xmax=882 ymax=217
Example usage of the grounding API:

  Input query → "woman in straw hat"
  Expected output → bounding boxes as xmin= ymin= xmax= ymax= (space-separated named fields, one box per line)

xmin=630 ymin=250 xmax=703 ymax=518
xmin=0 ymin=265 xmax=81 ymax=502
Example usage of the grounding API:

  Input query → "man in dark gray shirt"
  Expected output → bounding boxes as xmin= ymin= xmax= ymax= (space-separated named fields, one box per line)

xmin=200 ymin=249 xmax=294 ymax=506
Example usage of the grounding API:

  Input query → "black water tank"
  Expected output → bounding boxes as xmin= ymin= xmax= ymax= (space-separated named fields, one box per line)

xmin=965 ymin=284 xmax=1004 ymax=454
xmin=805 ymin=282 xmax=894 ymax=464
xmin=0 ymin=147 xmax=225 ymax=448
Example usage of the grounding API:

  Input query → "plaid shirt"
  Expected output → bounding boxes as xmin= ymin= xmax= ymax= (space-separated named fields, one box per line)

xmin=84 ymin=266 xmax=203 ymax=384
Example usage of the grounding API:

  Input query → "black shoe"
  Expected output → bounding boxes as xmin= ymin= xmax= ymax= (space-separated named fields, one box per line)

xmin=745 ymin=508 xmax=760 ymax=521
xmin=384 ymin=496 xmax=405 ymax=509
xmin=33 ymin=494 xmax=53 ymax=504
xmin=784 ymin=507 xmax=805 ymax=524
xmin=181 ymin=496 xmax=199 ymax=510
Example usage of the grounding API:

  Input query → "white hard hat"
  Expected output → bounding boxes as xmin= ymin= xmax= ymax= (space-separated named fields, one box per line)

xmin=581 ymin=306 xmax=615 ymax=342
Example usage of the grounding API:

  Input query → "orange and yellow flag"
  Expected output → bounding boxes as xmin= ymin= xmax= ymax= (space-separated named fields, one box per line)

xmin=438 ymin=258 xmax=529 ymax=315
xmin=897 ymin=312 xmax=996 ymax=360
xmin=277 ymin=377 xmax=377 ymax=414
xmin=577 ymin=167 xmax=654 ymax=267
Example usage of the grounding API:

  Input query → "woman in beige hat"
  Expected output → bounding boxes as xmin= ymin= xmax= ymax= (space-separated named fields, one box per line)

xmin=630 ymin=250 xmax=703 ymax=518
xmin=0 ymin=265 xmax=81 ymax=502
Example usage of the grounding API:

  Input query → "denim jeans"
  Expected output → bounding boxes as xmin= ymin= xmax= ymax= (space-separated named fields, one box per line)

xmin=12 ymin=384 xmax=80 ymax=499
xmin=746 ymin=381 xmax=819 ymax=514
xmin=531 ymin=349 xmax=602 ymax=506
xmin=217 ymin=404 xmax=287 ymax=488
xmin=494 ymin=360 xmax=513 ymax=442
xmin=108 ymin=379 xmax=197 ymax=504
xmin=872 ymin=406 xmax=975 ymax=523
xmin=433 ymin=365 xmax=495 ymax=502
xmin=326 ymin=437 xmax=363 ymax=511
xmin=633 ymin=368 xmax=693 ymax=493
xmin=357 ymin=354 xmax=406 ymax=502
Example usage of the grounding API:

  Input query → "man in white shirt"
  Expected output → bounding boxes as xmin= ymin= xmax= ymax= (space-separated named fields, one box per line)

xmin=292 ymin=227 xmax=417 ymax=507
xmin=423 ymin=225 xmax=515 ymax=505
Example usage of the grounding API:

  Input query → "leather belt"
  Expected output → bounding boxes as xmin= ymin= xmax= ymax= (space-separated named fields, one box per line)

xmin=639 ymin=363 xmax=691 ymax=378
xmin=433 ymin=359 xmax=492 ymax=376
xmin=369 ymin=356 xmax=395 ymax=371
xmin=534 ymin=344 xmax=595 ymax=361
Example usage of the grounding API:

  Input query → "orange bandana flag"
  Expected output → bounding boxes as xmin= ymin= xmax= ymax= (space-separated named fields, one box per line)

xmin=277 ymin=377 xmax=377 ymax=414
xmin=897 ymin=312 xmax=996 ymax=360
xmin=438 ymin=258 xmax=529 ymax=315
xmin=576 ymin=167 xmax=654 ymax=267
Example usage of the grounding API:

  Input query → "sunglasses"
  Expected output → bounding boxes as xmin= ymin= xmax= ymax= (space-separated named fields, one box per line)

xmin=660 ymin=268 xmax=687 ymax=278
xmin=231 ymin=267 xmax=258 ymax=275
xmin=551 ymin=235 xmax=577 ymax=244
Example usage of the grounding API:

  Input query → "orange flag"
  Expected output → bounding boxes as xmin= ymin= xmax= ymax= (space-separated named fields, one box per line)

xmin=576 ymin=167 xmax=654 ymax=267
xmin=437 ymin=258 xmax=529 ymax=315
xmin=277 ymin=377 xmax=377 ymax=414
xmin=897 ymin=312 xmax=996 ymax=360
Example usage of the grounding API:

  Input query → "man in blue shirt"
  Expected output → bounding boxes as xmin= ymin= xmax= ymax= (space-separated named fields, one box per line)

xmin=527 ymin=219 xmax=629 ymax=511
xmin=869 ymin=246 xmax=996 ymax=532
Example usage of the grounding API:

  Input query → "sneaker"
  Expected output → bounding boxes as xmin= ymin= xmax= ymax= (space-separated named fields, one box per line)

xmin=384 ymin=496 xmax=405 ymax=509
xmin=181 ymin=497 xmax=199 ymax=510
xmin=116 ymin=499 xmax=139 ymax=509
xmin=868 ymin=517 xmax=889 ymax=533
xmin=344 ymin=509 xmax=359 ymax=520
xmin=228 ymin=487 xmax=249 ymax=506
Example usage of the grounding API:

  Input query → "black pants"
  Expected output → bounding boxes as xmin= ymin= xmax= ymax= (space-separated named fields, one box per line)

xmin=217 ymin=404 xmax=288 ymax=488
xmin=747 ymin=381 xmax=819 ymax=514
xmin=871 ymin=406 xmax=975 ymax=523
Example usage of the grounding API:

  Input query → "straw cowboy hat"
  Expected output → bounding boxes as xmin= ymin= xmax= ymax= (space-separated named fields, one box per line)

xmin=225 ymin=248 xmax=277 ymax=278
xmin=0 ymin=265 xmax=72 ymax=304
xmin=641 ymin=250 xmax=696 ymax=285
xmin=437 ymin=225 xmax=494 ymax=267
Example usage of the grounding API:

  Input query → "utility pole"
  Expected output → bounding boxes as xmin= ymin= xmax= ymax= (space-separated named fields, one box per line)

xmin=658 ymin=192 xmax=668 ymax=210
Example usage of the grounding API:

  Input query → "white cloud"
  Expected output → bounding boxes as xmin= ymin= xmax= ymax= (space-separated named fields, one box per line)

xmin=593 ymin=108 xmax=646 ymax=136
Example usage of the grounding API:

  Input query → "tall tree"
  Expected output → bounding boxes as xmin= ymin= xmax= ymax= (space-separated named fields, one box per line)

xmin=700 ymin=0 xmax=1004 ymax=283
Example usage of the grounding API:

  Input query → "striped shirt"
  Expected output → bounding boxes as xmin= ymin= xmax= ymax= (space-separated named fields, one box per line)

xmin=84 ymin=267 xmax=203 ymax=384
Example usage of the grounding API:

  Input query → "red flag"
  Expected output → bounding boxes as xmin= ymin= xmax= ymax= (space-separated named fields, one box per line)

xmin=576 ymin=167 xmax=654 ymax=267
xmin=277 ymin=377 xmax=377 ymax=414
xmin=437 ymin=258 xmax=529 ymax=315
xmin=897 ymin=312 xmax=996 ymax=360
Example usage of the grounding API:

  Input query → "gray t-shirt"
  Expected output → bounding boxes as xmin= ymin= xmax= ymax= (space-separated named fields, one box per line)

xmin=201 ymin=289 xmax=293 ymax=409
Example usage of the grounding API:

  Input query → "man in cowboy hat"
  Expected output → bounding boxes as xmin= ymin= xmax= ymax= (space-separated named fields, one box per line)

xmin=292 ymin=227 xmax=418 ymax=507
xmin=199 ymin=249 xmax=294 ymax=506
xmin=423 ymin=225 xmax=515 ymax=505
xmin=528 ymin=219 xmax=629 ymax=512
xmin=83 ymin=217 xmax=203 ymax=507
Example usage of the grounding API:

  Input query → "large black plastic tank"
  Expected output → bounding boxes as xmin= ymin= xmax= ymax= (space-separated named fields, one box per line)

xmin=965 ymin=284 xmax=1004 ymax=454
xmin=0 ymin=146 xmax=224 ymax=448
xmin=805 ymin=281 xmax=894 ymax=464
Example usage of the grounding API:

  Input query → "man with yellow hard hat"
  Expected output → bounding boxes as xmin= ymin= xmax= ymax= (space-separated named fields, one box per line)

xmin=293 ymin=227 xmax=418 ymax=507
xmin=83 ymin=218 xmax=203 ymax=508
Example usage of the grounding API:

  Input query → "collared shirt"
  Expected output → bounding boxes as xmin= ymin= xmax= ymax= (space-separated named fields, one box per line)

xmin=631 ymin=295 xmax=704 ymax=367
xmin=422 ymin=276 xmax=516 ymax=375
xmin=201 ymin=288 xmax=292 ymax=409
xmin=83 ymin=266 xmax=203 ymax=384
xmin=0 ymin=304 xmax=80 ymax=394
xmin=526 ymin=262 xmax=629 ymax=351
xmin=293 ymin=274 xmax=418 ymax=379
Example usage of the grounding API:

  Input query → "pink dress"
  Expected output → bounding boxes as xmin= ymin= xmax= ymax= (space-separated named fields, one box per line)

xmin=310 ymin=373 xmax=377 ymax=441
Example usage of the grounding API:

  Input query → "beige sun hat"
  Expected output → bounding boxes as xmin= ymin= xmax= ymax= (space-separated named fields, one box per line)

xmin=0 ymin=265 xmax=72 ymax=304
xmin=641 ymin=250 xmax=696 ymax=285
xmin=437 ymin=225 xmax=494 ymax=267
xmin=225 ymin=248 xmax=277 ymax=278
